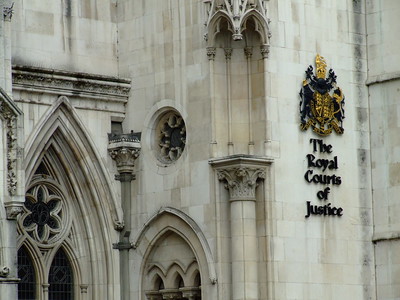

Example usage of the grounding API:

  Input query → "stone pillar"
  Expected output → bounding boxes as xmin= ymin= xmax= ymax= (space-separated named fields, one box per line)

xmin=210 ymin=155 xmax=271 ymax=300
xmin=108 ymin=132 xmax=141 ymax=300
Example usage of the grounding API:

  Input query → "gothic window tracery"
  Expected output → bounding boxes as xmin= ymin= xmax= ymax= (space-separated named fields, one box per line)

xmin=48 ymin=248 xmax=74 ymax=300
xmin=17 ymin=160 xmax=76 ymax=300
xmin=17 ymin=246 xmax=36 ymax=300
xmin=23 ymin=184 xmax=62 ymax=244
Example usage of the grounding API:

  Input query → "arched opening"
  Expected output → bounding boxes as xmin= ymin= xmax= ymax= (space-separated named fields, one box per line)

xmin=137 ymin=208 xmax=216 ymax=300
xmin=17 ymin=97 xmax=120 ymax=300
xmin=48 ymin=247 xmax=74 ymax=300
xmin=17 ymin=246 xmax=36 ymax=300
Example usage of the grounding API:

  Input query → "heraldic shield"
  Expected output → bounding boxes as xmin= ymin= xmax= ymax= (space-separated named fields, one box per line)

xmin=299 ymin=55 xmax=345 ymax=136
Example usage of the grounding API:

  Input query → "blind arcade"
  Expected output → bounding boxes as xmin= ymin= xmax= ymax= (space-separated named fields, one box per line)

xmin=304 ymin=139 xmax=343 ymax=218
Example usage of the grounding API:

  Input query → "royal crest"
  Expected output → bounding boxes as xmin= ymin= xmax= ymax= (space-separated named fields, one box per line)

xmin=299 ymin=55 xmax=345 ymax=136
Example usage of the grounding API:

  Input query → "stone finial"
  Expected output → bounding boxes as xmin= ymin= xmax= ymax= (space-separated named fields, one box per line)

xmin=108 ymin=132 xmax=141 ymax=175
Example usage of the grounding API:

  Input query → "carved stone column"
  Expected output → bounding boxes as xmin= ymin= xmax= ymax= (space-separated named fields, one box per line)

xmin=108 ymin=132 xmax=141 ymax=300
xmin=210 ymin=155 xmax=271 ymax=300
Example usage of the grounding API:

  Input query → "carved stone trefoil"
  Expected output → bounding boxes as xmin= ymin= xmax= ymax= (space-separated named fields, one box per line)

xmin=204 ymin=0 xmax=271 ymax=46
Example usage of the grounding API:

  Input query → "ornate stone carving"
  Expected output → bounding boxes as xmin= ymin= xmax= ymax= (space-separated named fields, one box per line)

xmin=19 ymin=181 xmax=69 ymax=245
xmin=0 ymin=266 xmax=10 ymax=278
xmin=217 ymin=166 xmax=265 ymax=201
xmin=204 ymin=0 xmax=271 ymax=44
xmin=80 ymin=284 xmax=89 ymax=294
xmin=157 ymin=112 xmax=186 ymax=163
xmin=260 ymin=43 xmax=270 ymax=59
xmin=12 ymin=65 xmax=131 ymax=103
xmin=113 ymin=220 xmax=125 ymax=231
xmin=4 ymin=201 xmax=23 ymax=220
xmin=224 ymin=47 xmax=233 ymax=60
xmin=206 ymin=46 xmax=216 ymax=60
xmin=145 ymin=291 xmax=163 ymax=300
xmin=0 ymin=90 xmax=20 ymax=196
xmin=180 ymin=287 xmax=201 ymax=300
xmin=209 ymin=155 xmax=272 ymax=201
xmin=159 ymin=289 xmax=181 ymax=300
xmin=108 ymin=132 xmax=141 ymax=174
xmin=3 ymin=2 xmax=14 ymax=21
xmin=244 ymin=46 xmax=253 ymax=59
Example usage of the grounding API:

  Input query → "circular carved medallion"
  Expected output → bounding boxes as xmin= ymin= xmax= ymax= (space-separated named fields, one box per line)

xmin=157 ymin=111 xmax=186 ymax=163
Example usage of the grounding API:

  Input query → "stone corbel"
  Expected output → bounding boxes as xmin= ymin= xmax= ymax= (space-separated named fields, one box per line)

xmin=108 ymin=132 xmax=141 ymax=174
xmin=4 ymin=201 xmax=23 ymax=220
xmin=210 ymin=154 xmax=272 ymax=201
xmin=217 ymin=166 xmax=265 ymax=201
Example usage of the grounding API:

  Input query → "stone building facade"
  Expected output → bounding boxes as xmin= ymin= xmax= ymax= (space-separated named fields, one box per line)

xmin=0 ymin=0 xmax=398 ymax=299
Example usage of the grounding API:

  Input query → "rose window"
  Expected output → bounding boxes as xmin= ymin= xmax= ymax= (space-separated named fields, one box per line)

xmin=20 ymin=182 xmax=65 ymax=244
xmin=158 ymin=112 xmax=186 ymax=163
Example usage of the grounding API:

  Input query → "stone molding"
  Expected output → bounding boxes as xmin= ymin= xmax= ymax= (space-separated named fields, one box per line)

xmin=12 ymin=65 xmax=131 ymax=102
xmin=209 ymin=155 xmax=272 ymax=201
xmin=204 ymin=0 xmax=271 ymax=46
xmin=0 ymin=87 xmax=22 ymax=197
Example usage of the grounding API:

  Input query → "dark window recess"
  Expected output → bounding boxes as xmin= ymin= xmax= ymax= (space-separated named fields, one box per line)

xmin=34 ymin=162 xmax=50 ymax=176
xmin=48 ymin=248 xmax=74 ymax=300
xmin=18 ymin=246 xmax=36 ymax=300
xmin=111 ymin=121 xmax=123 ymax=134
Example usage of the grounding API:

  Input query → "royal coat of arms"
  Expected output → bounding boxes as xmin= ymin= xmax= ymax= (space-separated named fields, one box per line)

xmin=299 ymin=55 xmax=345 ymax=136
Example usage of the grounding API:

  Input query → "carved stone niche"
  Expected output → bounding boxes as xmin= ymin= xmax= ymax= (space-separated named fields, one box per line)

xmin=204 ymin=0 xmax=271 ymax=56
xmin=209 ymin=154 xmax=272 ymax=201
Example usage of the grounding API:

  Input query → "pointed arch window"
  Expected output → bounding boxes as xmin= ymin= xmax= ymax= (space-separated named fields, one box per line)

xmin=17 ymin=246 xmax=36 ymax=300
xmin=48 ymin=248 xmax=74 ymax=300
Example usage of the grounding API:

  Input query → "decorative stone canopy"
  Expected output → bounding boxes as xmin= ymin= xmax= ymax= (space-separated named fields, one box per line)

xmin=204 ymin=0 xmax=271 ymax=49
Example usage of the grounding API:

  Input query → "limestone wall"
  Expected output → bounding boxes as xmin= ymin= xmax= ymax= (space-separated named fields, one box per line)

xmin=118 ymin=0 xmax=374 ymax=299
xmin=367 ymin=2 xmax=400 ymax=298
xmin=11 ymin=0 xmax=118 ymax=76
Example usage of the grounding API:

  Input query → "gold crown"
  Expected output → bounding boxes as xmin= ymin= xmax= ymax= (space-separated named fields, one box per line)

xmin=316 ymin=54 xmax=327 ymax=79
